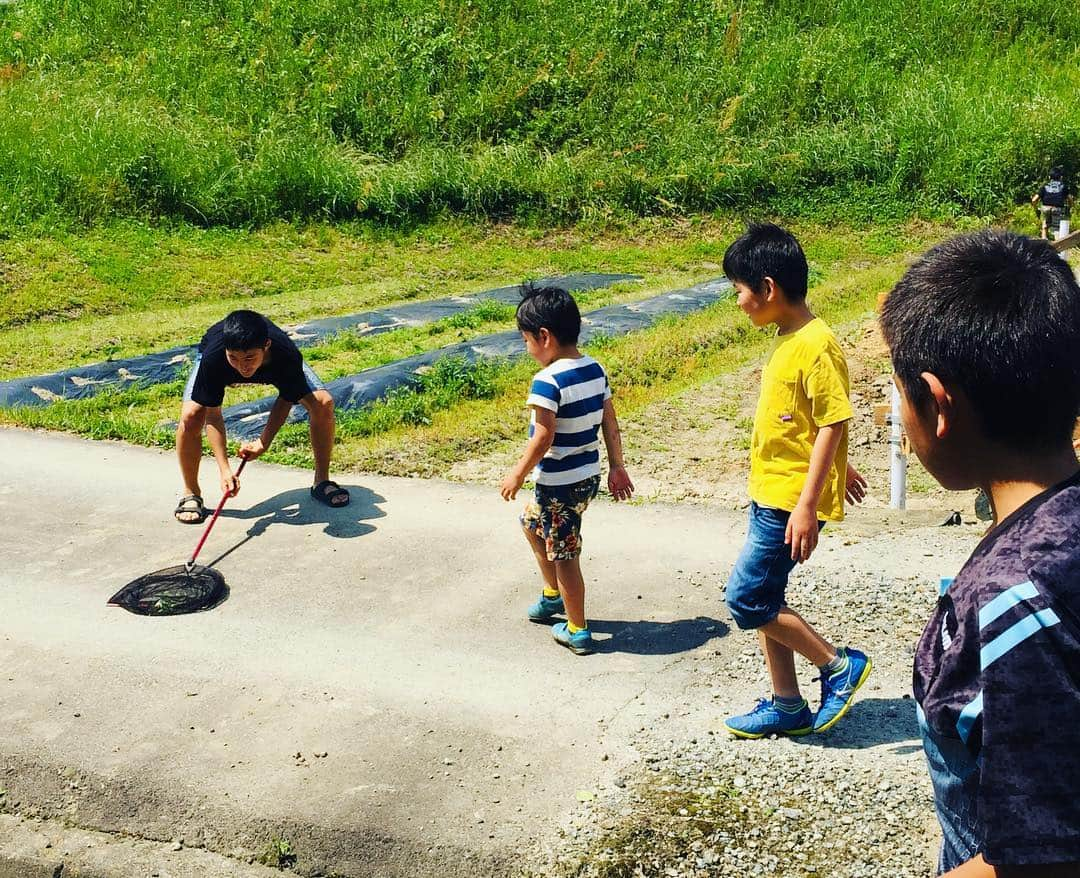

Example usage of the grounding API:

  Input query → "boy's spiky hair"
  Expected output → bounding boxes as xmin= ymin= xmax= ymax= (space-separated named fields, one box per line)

xmin=722 ymin=223 xmax=809 ymax=301
xmin=516 ymin=281 xmax=581 ymax=344
xmin=880 ymin=229 xmax=1080 ymax=452
xmin=222 ymin=310 xmax=269 ymax=351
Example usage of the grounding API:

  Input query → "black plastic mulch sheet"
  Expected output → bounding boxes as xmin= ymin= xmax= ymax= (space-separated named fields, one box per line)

xmin=220 ymin=277 xmax=732 ymax=440
xmin=0 ymin=273 xmax=639 ymax=408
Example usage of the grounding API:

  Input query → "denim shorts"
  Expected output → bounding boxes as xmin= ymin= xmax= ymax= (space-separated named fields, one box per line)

xmin=521 ymin=475 xmax=600 ymax=561
xmin=918 ymin=705 xmax=981 ymax=874
xmin=725 ymin=501 xmax=824 ymax=630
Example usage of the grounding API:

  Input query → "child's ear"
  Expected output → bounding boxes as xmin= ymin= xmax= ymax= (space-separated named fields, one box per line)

xmin=761 ymin=276 xmax=780 ymax=302
xmin=920 ymin=372 xmax=954 ymax=439
xmin=537 ymin=327 xmax=552 ymax=345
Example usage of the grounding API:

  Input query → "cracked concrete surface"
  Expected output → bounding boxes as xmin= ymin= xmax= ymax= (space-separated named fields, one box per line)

xmin=0 ymin=426 xmax=744 ymax=876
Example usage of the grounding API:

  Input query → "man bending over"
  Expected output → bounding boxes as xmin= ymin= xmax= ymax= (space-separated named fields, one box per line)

xmin=174 ymin=309 xmax=349 ymax=522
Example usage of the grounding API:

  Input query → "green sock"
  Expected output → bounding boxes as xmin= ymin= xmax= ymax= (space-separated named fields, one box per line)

xmin=773 ymin=695 xmax=807 ymax=712
xmin=820 ymin=648 xmax=849 ymax=677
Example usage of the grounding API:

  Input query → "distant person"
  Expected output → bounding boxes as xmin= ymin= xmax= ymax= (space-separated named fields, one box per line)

xmin=881 ymin=230 xmax=1080 ymax=876
xmin=174 ymin=309 xmax=349 ymax=523
xmin=721 ymin=223 xmax=870 ymax=739
xmin=1031 ymin=166 xmax=1072 ymax=240
xmin=500 ymin=282 xmax=634 ymax=656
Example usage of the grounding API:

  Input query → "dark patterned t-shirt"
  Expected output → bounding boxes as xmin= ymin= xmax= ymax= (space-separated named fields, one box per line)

xmin=914 ymin=471 xmax=1080 ymax=868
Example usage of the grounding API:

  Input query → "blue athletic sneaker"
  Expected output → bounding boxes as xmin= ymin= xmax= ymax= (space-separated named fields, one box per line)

xmin=552 ymin=621 xmax=595 ymax=655
xmin=725 ymin=698 xmax=814 ymax=739
xmin=814 ymin=647 xmax=873 ymax=732
xmin=527 ymin=594 xmax=564 ymax=623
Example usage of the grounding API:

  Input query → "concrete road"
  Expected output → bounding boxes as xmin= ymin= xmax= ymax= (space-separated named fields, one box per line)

xmin=0 ymin=427 xmax=744 ymax=876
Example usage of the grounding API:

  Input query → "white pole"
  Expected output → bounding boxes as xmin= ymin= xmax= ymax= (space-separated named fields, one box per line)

xmin=890 ymin=382 xmax=907 ymax=510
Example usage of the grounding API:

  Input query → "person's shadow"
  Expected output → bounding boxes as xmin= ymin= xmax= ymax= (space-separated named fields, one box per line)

xmin=209 ymin=484 xmax=385 ymax=565
xmin=791 ymin=696 xmax=923 ymax=752
xmin=587 ymin=616 xmax=730 ymax=656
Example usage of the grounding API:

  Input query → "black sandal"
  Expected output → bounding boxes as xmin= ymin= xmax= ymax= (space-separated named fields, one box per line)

xmin=311 ymin=480 xmax=350 ymax=508
xmin=174 ymin=494 xmax=206 ymax=524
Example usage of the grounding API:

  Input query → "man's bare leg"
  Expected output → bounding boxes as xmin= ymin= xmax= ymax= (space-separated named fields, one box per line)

xmin=175 ymin=401 xmax=207 ymax=521
xmin=302 ymin=390 xmax=335 ymax=486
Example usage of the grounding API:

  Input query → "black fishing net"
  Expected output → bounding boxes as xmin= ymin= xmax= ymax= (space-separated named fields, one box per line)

xmin=108 ymin=564 xmax=228 ymax=616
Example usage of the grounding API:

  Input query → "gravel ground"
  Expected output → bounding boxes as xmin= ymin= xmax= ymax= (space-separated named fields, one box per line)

xmin=453 ymin=311 xmax=984 ymax=877
xmin=528 ymin=519 xmax=980 ymax=878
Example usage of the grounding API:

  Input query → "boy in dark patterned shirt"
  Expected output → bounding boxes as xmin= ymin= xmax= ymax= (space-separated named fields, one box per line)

xmin=880 ymin=229 xmax=1080 ymax=877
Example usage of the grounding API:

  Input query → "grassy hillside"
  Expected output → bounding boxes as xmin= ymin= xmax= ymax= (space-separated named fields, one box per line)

xmin=0 ymin=218 xmax=948 ymax=480
xmin=1 ymin=0 xmax=1077 ymax=230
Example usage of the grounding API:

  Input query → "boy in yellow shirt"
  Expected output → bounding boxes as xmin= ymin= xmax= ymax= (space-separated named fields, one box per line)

xmin=722 ymin=224 xmax=871 ymax=738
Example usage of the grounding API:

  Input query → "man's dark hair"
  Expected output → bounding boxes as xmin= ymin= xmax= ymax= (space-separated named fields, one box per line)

xmin=516 ymin=281 xmax=581 ymax=344
xmin=880 ymin=229 xmax=1080 ymax=452
xmin=722 ymin=223 xmax=809 ymax=301
xmin=222 ymin=310 xmax=269 ymax=351
xmin=1050 ymin=166 xmax=1064 ymax=180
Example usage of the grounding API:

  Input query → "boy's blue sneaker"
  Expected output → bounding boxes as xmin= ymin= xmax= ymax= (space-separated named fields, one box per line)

xmin=527 ymin=594 xmax=564 ymax=623
xmin=724 ymin=698 xmax=814 ymax=739
xmin=552 ymin=621 xmax=595 ymax=655
xmin=814 ymin=647 xmax=873 ymax=732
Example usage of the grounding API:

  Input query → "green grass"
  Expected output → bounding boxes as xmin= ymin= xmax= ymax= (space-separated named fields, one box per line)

xmin=0 ymin=1 xmax=1076 ymax=231
xmin=0 ymin=218 xmax=954 ymax=475
xmin=298 ymin=281 xmax=630 ymax=381
xmin=0 ymin=216 xmax=737 ymax=379
xmin=318 ymin=229 xmax=932 ymax=477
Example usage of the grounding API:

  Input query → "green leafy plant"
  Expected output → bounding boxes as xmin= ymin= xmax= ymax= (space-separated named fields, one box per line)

xmin=258 ymin=836 xmax=297 ymax=870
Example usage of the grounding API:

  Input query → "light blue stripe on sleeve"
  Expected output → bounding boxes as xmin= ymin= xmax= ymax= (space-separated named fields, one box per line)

xmin=978 ymin=581 xmax=1040 ymax=629
xmin=956 ymin=691 xmax=983 ymax=744
xmin=939 ymin=578 xmax=955 ymax=596
xmin=981 ymin=608 xmax=1062 ymax=670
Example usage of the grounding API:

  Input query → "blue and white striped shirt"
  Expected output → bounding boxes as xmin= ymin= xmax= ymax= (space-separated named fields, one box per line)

xmin=526 ymin=356 xmax=611 ymax=486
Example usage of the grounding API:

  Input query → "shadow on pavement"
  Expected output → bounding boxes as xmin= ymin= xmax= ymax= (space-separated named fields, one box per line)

xmin=588 ymin=616 xmax=729 ymax=656
xmin=208 ymin=484 xmax=385 ymax=566
xmin=792 ymin=696 xmax=922 ymax=752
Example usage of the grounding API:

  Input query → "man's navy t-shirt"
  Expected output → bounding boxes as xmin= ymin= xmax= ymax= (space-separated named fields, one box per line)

xmin=189 ymin=316 xmax=315 ymax=408
xmin=1040 ymin=179 xmax=1069 ymax=208
xmin=914 ymin=471 xmax=1080 ymax=870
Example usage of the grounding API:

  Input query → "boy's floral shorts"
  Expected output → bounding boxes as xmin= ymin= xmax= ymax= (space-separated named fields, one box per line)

xmin=520 ymin=475 xmax=600 ymax=561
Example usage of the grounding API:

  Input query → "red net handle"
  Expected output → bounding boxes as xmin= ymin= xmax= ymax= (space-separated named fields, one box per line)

xmin=187 ymin=455 xmax=248 ymax=569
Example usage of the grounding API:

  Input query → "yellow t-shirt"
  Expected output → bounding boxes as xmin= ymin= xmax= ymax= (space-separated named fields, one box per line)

xmin=748 ymin=317 xmax=853 ymax=522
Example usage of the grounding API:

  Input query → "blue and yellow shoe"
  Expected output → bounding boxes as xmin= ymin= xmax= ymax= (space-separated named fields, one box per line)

xmin=724 ymin=698 xmax=814 ymax=739
xmin=552 ymin=621 xmax=595 ymax=655
xmin=527 ymin=594 xmax=565 ymax=623
xmin=813 ymin=647 xmax=873 ymax=733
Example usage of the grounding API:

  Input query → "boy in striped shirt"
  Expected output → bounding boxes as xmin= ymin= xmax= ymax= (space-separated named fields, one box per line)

xmin=500 ymin=283 xmax=634 ymax=655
